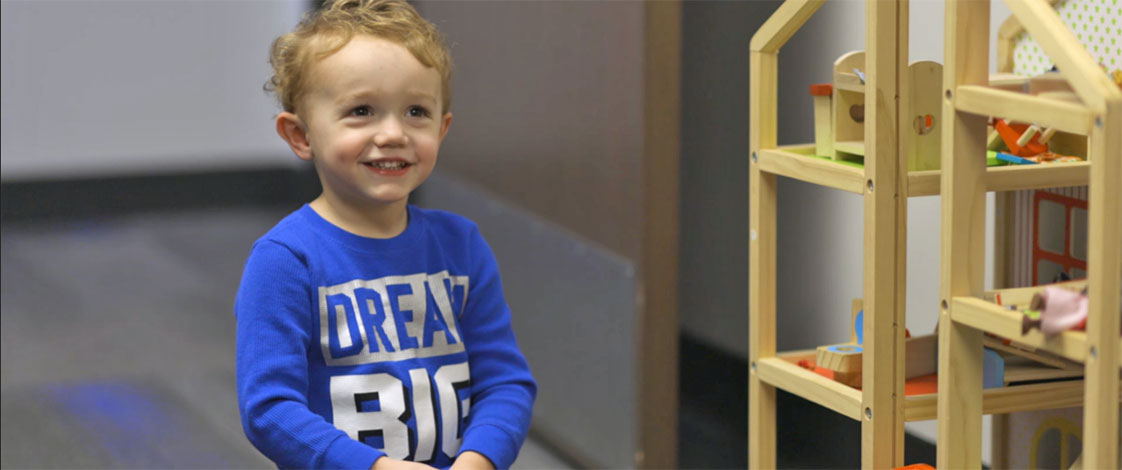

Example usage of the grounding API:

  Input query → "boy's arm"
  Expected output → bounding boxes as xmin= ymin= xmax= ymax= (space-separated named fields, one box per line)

xmin=449 ymin=451 xmax=495 ymax=470
xmin=454 ymin=229 xmax=538 ymax=470
xmin=236 ymin=240 xmax=384 ymax=469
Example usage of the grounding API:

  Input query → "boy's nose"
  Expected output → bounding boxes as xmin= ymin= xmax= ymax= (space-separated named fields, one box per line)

xmin=374 ymin=118 xmax=406 ymax=147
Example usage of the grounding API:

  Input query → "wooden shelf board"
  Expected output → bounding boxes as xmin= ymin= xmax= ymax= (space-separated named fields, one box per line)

xmin=771 ymin=351 xmax=1087 ymax=422
xmin=756 ymin=148 xmax=865 ymax=195
xmin=756 ymin=145 xmax=935 ymax=197
xmin=757 ymin=144 xmax=1087 ymax=197
xmin=903 ymin=380 xmax=1088 ymax=421
xmin=984 ymin=161 xmax=1090 ymax=192
xmin=951 ymin=295 xmax=1088 ymax=363
xmin=756 ymin=357 xmax=863 ymax=421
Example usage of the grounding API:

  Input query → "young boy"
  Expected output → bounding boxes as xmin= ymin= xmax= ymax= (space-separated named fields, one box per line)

xmin=234 ymin=1 xmax=536 ymax=469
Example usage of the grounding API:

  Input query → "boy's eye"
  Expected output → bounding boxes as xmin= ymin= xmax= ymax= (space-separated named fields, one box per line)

xmin=406 ymin=106 xmax=430 ymax=118
xmin=349 ymin=105 xmax=372 ymax=117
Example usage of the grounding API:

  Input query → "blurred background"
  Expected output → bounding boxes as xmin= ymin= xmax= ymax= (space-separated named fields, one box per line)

xmin=2 ymin=0 xmax=1017 ymax=468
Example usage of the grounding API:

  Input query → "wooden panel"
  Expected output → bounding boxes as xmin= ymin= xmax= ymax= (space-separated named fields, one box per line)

xmin=860 ymin=1 xmax=905 ymax=467
xmin=954 ymin=85 xmax=1092 ymax=134
xmin=756 ymin=149 xmax=865 ymax=194
xmin=938 ymin=1 xmax=990 ymax=468
xmin=756 ymin=358 xmax=863 ymax=421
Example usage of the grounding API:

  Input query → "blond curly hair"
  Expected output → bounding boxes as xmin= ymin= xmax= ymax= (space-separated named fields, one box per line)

xmin=266 ymin=0 xmax=452 ymax=114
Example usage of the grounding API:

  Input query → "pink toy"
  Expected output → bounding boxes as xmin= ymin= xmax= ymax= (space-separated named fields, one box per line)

xmin=1022 ymin=286 xmax=1088 ymax=335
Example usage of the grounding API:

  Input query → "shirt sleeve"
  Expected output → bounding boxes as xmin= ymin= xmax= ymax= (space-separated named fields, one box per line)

xmin=454 ymin=228 xmax=538 ymax=470
xmin=235 ymin=240 xmax=384 ymax=470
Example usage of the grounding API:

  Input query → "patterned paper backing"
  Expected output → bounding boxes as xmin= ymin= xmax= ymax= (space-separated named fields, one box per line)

xmin=1012 ymin=0 xmax=1122 ymax=76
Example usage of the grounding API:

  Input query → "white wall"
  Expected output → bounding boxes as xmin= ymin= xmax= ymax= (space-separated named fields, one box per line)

xmin=1 ymin=0 xmax=304 ymax=181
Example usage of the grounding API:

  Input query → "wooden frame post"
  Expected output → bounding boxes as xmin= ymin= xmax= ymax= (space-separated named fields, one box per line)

xmin=938 ymin=1 xmax=990 ymax=468
xmin=861 ymin=0 xmax=907 ymax=467
xmin=1082 ymin=85 xmax=1121 ymax=470
xmin=747 ymin=2 xmax=822 ymax=468
xmin=748 ymin=46 xmax=780 ymax=470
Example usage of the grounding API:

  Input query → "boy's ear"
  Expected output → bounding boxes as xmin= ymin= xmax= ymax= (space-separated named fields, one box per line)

xmin=276 ymin=112 xmax=314 ymax=161
xmin=439 ymin=112 xmax=453 ymax=142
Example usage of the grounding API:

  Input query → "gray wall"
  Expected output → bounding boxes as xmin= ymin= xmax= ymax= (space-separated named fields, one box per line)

xmin=680 ymin=0 xmax=870 ymax=358
xmin=415 ymin=1 xmax=645 ymax=261
xmin=413 ymin=2 xmax=675 ymax=467
xmin=0 ymin=0 xmax=303 ymax=181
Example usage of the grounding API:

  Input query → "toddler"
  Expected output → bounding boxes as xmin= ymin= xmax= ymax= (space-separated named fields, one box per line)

xmin=235 ymin=1 xmax=537 ymax=469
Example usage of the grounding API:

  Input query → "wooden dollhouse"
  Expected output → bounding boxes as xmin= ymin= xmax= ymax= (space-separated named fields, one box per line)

xmin=748 ymin=0 xmax=1119 ymax=468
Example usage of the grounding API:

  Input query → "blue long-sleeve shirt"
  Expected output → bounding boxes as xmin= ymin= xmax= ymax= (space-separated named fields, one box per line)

xmin=235 ymin=205 xmax=536 ymax=469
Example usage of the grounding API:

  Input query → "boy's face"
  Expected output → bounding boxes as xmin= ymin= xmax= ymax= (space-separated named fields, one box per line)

xmin=281 ymin=35 xmax=451 ymax=212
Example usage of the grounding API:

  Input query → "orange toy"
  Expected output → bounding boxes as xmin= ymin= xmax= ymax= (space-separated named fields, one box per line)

xmin=993 ymin=119 xmax=1048 ymax=157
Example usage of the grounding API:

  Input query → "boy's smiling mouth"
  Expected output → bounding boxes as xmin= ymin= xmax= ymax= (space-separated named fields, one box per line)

xmin=363 ymin=158 xmax=412 ymax=175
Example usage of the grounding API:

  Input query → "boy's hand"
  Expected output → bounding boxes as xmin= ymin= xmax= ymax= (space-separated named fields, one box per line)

xmin=370 ymin=456 xmax=439 ymax=470
xmin=449 ymin=451 xmax=495 ymax=470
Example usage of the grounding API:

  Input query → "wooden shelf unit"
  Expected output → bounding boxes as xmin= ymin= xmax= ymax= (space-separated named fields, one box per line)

xmin=748 ymin=1 xmax=1113 ymax=469
xmin=938 ymin=1 xmax=1121 ymax=469
xmin=749 ymin=1 xmax=914 ymax=468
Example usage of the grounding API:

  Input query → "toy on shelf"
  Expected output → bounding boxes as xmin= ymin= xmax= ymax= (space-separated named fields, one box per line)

xmin=807 ymin=51 xmax=942 ymax=171
xmin=1022 ymin=285 xmax=1089 ymax=335
xmin=814 ymin=303 xmax=938 ymax=388
xmin=992 ymin=119 xmax=1049 ymax=157
xmin=989 ymin=118 xmax=1082 ymax=164
xmin=810 ymin=299 xmax=1077 ymax=390
xmin=816 ymin=343 xmax=863 ymax=387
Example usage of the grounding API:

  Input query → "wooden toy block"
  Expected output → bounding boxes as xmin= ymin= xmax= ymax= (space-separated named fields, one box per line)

xmin=831 ymin=51 xmax=865 ymax=160
xmin=810 ymin=83 xmax=834 ymax=157
xmin=850 ymin=298 xmax=863 ymax=344
xmin=819 ymin=50 xmax=944 ymax=170
xmin=816 ymin=343 xmax=863 ymax=372
xmin=816 ymin=343 xmax=863 ymax=388
xmin=816 ymin=334 xmax=938 ymax=389
xmin=903 ymin=334 xmax=937 ymax=378
xmin=906 ymin=60 xmax=942 ymax=171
